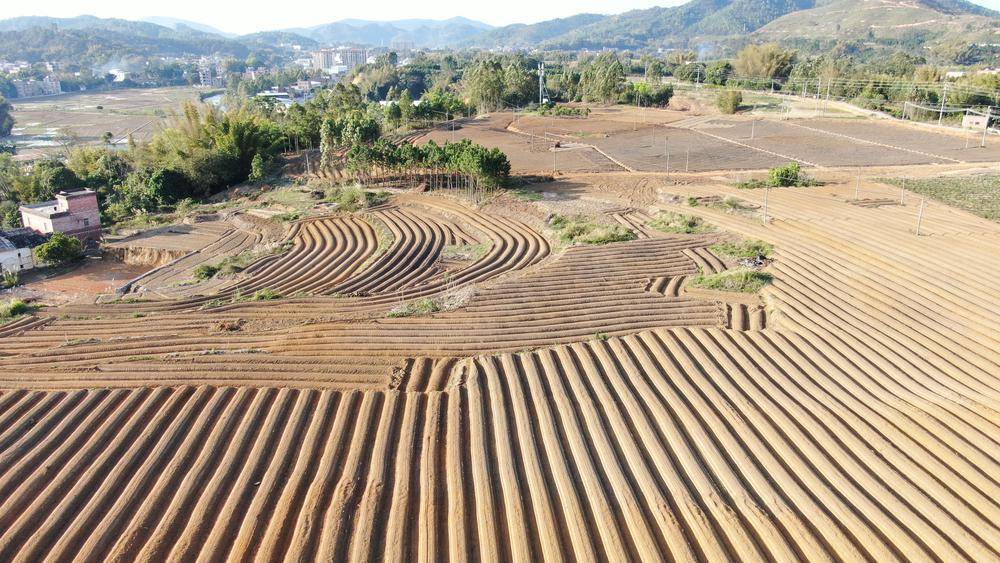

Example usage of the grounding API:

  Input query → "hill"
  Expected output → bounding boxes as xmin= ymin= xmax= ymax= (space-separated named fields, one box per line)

xmin=463 ymin=0 xmax=997 ymax=57
xmin=287 ymin=17 xmax=494 ymax=48
xmin=0 ymin=16 xmax=249 ymax=64
xmin=142 ymin=16 xmax=236 ymax=38
xmin=466 ymin=14 xmax=607 ymax=49
xmin=754 ymin=0 xmax=998 ymax=44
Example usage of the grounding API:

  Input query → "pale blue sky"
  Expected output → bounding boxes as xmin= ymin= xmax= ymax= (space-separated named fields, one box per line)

xmin=5 ymin=0 xmax=999 ymax=34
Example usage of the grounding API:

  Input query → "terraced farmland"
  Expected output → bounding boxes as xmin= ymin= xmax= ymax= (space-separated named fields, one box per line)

xmin=1 ymin=137 xmax=999 ymax=558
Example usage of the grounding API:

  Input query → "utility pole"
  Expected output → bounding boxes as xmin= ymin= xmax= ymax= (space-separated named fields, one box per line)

xmin=763 ymin=187 xmax=769 ymax=225
xmin=664 ymin=136 xmax=669 ymax=175
xmin=750 ymin=119 xmax=756 ymax=140
xmin=938 ymin=84 xmax=948 ymax=126
xmin=982 ymin=106 xmax=992 ymax=148
xmin=538 ymin=62 xmax=547 ymax=105
xmin=855 ymin=168 xmax=861 ymax=199
xmin=916 ymin=198 xmax=925 ymax=235
xmin=685 ymin=148 xmax=690 ymax=172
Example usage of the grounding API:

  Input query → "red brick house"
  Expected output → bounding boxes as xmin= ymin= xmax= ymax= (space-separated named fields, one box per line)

xmin=20 ymin=189 xmax=102 ymax=246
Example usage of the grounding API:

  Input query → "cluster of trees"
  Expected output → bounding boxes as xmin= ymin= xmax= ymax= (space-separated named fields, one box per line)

xmin=668 ymin=43 xmax=1000 ymax=114
xmin=346 ymin=139 xmax=510 ymax=190
xmin=0 ymin=96 xmax=12 ymax=137
xmin=0 ymin=102 xmax=285 ymax=226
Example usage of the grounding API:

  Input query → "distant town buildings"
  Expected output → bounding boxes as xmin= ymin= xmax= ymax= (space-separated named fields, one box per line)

xmin=0 ymin=228 xmax=48 ymax=274
xmin=11 ymin=76 xmax=62 ymax=98
xmin=20 ymin=189 xmax=102 ymax=246
xmin=312 ymin=49 xmax=337 ymax=72
xmin=311 ymin=48 xmax=369 ymax=74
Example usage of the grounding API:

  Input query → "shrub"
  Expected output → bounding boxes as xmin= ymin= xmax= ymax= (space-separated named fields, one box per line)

xmin=0 ymin=298 xmax=33 ymax=319
xmin=549 ymin=215 xmax=637 ymax=245
xmin=717 ymin=90 xmax=743 ymax=114
xmin=690 ymin=269 xmax=773 ymax=293
xmin=710 ymin=239 xmax=774 ymax=260
xmin=193 ymin=264 xmax=219 ymax=280
xmin=535 ymin=103 xmax=590 ymax=117
xmin=1 ymin=270 xmax=19 ymax=289
xmin=325 ymin=185 xmax=390 ymax=212
xmin=769 ymin=162 xmax=803 ymax=187
xmin=251 ymin=288 xmax=281 ymax=301
xmin=648 ymin=211 xmax=713 ymax=234
xmin=388 ymin=298 xmax=440 ymax=318
xmin=34 ymin=232 xmax=83 ymax=266
xmin=737 ymin=162 xmax=819 ymax=189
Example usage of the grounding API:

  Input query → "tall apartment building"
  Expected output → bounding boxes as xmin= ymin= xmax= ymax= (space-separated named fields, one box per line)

xmin=339 ymin=48 xmax=368 ymax=69
xmin=312 ymin=49 xmax=337 ymax=71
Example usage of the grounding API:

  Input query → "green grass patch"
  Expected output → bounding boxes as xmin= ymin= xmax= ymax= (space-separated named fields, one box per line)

xmin=710 ymin=239 xmax=773 ymax=260
xmin=325 ymin=185 xmax=390 ymax=212
xmin=441 ymin=243 xmax=491 ymax=261
xmin=250 ymin=288 xmax=282 ymax=301
xmin=0 ymin=298 xmax=35 ymax=322
xmin=550 ymin=214 xmax=637 ymax=245
xmin=715 ymin=196 xmax=756 ymax=213
xmin=388 ymin=298 xmax=440 ymax=318
xmin=511 ymin=188 xmax=543 ymax=201
xmin=648 ymin=211 xmax=714 ymax=234
xmin=690 ymin=269 xmax=773 ymax=293
xmin=880 ymin=175 xmax=1000 ymax=222
xmin=193 ymin=264 xmax=219 ymax=280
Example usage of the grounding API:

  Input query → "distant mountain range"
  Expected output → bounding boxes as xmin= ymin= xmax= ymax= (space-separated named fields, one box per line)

xmin=282 ymin=17 xmax=493 ymax=48
xmin=0 ymin=0 xmax=997 ymax=66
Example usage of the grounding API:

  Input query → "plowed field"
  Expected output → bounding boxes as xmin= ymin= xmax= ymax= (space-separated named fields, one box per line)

xmin=1 ymin=112 xmax=998 ymax=560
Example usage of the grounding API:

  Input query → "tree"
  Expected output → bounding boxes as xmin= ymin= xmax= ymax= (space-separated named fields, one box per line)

xmin=580 ymin=52 xmax=626 ymax=103
xmin=0 ymin=200 xmax=19 ymax=230
xmin=249 ymin=153 xmax=267 ymax=182
xmin=503 ymin=60 xmax=536 ymax=107
xmin=673 ymin=63 xmax=705 ymax=84
xmin=13 ymin=159 xmax=80 ymax=203
xmin=385 ymin=102 xmax=403 ymax=129
xmin=0 ymin=96 xmax=12 ymax=138
xmin=705 ymin=61 xmax=732 ymax=86
xmin=733 ymin=44 xmax=796 ymax=80
xmin=398 ymin=90 xmax=415 ymax=124
xmin=34 ymin=232 xmax=83 ymax=266
xmin=717 ymin=90 xmax=742 ymax=114
xmin=464 ymin=57 xmax=505 ymax=113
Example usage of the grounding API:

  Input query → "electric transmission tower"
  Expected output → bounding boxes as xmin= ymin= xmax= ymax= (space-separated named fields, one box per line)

xmin=538 ymin=62 xmax=549 ymax=105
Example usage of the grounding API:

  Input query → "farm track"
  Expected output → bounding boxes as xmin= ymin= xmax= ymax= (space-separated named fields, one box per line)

xmin=0 ymin=178 xmax=997 ymax=559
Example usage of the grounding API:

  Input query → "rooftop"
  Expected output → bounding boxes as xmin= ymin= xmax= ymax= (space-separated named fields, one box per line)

xmin=0 ymin=228 xmax=48 ymax=251
xmin=19 ymin=188 xmax=96 ymax=218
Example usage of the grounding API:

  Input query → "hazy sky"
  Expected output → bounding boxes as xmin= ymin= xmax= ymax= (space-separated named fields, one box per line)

xmin=6 ymin=0 xmax=1000 ymax=34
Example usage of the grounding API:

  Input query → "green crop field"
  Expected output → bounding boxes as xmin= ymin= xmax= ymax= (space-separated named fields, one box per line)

xmin=883 ymin=174 xmax=1000 ymax=222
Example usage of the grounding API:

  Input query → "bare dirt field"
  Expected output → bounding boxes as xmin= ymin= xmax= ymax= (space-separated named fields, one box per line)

xmin=8 ymin=86 xmax=204 ymax=160
xmin=0 ymin=105 xmax=998 ymax=560
xmin=451 ymin=103 xmax=1000 ymax=174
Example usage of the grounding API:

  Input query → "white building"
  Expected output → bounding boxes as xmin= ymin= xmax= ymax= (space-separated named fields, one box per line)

xmin=0 ymin=228 xmax=47 ymax=274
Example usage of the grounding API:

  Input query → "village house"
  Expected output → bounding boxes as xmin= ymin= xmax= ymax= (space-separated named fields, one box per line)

xmin=0 ymin=228 xmax=47 ymax=274
xmin=19 ymin=189 xmax=102 ymax=246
